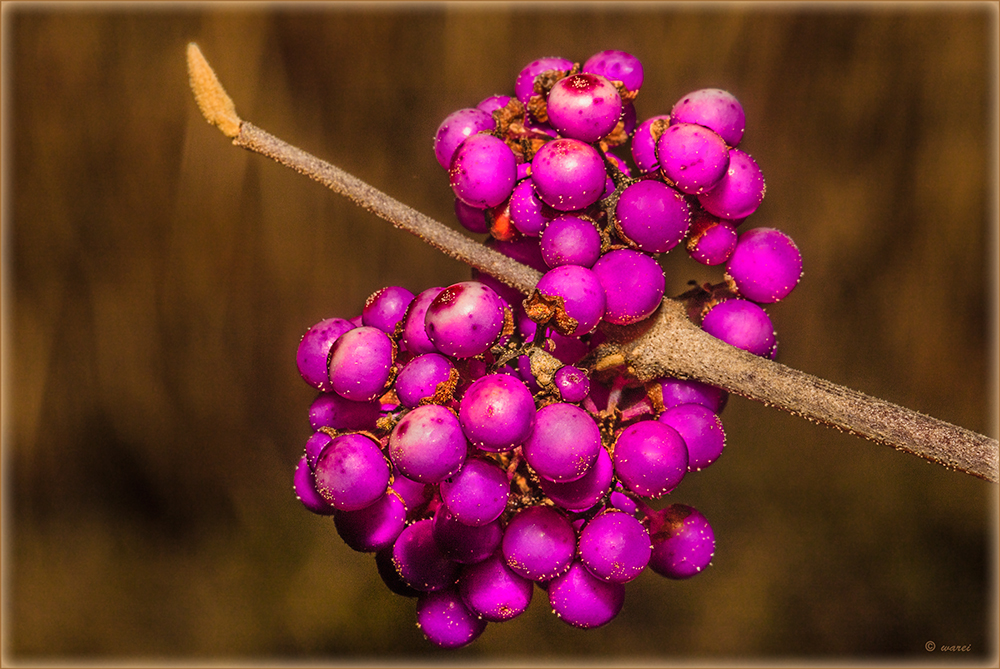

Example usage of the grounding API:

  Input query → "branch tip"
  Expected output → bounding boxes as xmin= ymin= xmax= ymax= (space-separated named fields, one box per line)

xmin=186 ymin=42 xmax=242 ymax=138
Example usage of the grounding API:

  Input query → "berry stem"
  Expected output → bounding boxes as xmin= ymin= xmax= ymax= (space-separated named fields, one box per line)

xmin=187 ymin=43 xmax=997 ymax=484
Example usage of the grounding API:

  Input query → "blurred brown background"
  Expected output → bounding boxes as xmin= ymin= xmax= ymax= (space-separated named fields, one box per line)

xmin=4 ymin=3 xmax=997 ymax=665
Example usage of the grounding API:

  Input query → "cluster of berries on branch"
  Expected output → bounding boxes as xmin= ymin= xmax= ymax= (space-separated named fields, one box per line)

xmin=293 ymin=49 xmax=803 ymax=648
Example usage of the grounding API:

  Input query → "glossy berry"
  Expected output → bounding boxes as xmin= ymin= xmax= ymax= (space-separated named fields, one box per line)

xmin=697 ymin=148 xmax=765 ymax=219
xmin=578 ymin=509 xmax=652 ymax=583
xmin=612 ymin=420 xmax=688 ymax=498
xmin=393 ymin=518 xmax=461 ymax=592
xmin=530 ymin=138 xmax=607 ymax=212
xmin=671 ymin=88 xmax=746 ymax=147
xmin=333 ymin=489 xmax=407 ymax=553
xmin=631 ymin=115 xmax=670 ymax=174
xmin=307 ymin=392 xmax=381 ymax=433
xmin=459 ymin=373 xmax=536 ymax=452
xmin=458 ymin=551 xmax=534 ymax=622
xmin=545 ymin=72 xmax=623 ymax=143
xmin=656 ymin=122 xmax=730 ymax=195
xmin=658 ymin=403 xmax=726 ymax=471
xmin=399 ymin=286 xmax=446 ymax=355
xmin=615 ymin=179 xmax=691 ymax=254
xmin=394 ymin=353 xmax=457 ymax=408
xmin=388 ymin=404 xmax=468 ymax=483
xmin=434 ymin=107 xmax=496 ymax=170
xmin=327 ymin=326 xmax=395 ymax=402
xmin=725 ymin=227 xmax=803 ymax=303
xmin=362 ymin=285 xmax=415 ymax=335
xmin=591 ymin=249 xmax=665 ymax=325
xmin=453 ymin=198 xmax=490 ymax=234
xmin=449 ymin=133 xmax=518 ymax=208
xmin=647 ymin=504 xmax=715 ymax=579
xmin=654 ymin=377 xmax=728 ymax=413
xmin=296 ymin=317 xmax=354 ymax=391
xmin=424 ymin=281 xmax=506 ymax=358
xmin=416 ymin=587 xmax=488 ymax=649
xmin=522 ymin=402 xmax=602 ymax=482
xmin=509 ymin=177 xmax=555 ymax=237
xmin=539 ymin=214 xmax=603 ymax=268
xmin=582 ymin=49 xmax=644 ymax=95
xmin=553 ymin=365 xmax=590 ymax=403
xmin=313 ymin=432 xmax=390 ymax=512
xmin=431 ymin=503 xmax=504 ymax=565
xmin=514 ymin=56 xmax=574 ymax=107
xmin=501 ymin=505 xmax=577 ymax=582
xmin=293 ymin=455 xmax=335 ymax=515
xmin=538 ymin=446 xmax=613 ymax=512
xmin=533 ymin=265 xmax=607 ymax=337
xmin=701 ymin=298 xmax=777 ymax=357
xmin=547 ymin=561 xmax=625 ymax=629
xmin=440 ymin=456 xmax=510 ymax=526
xmin=686 ymin=212 xmax=738 ymax=266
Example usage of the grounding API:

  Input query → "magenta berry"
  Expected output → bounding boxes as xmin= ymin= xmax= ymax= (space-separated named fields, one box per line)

xmin=434 ymin=107 xmax=496 ymax=170
xmin=530 ymin=138 xmax=607 ymax=212
xmin=615 ymin=179 xmax=691 ymax=254
xmin=545 ymin=72 xmax=623 ymax=143
xmin=670 ymin=88 xmax=746 ymax=147
xmin=656 ymin=122 xmax=730 ymax=195
xmin=697 ymin=148 xmax=765 ymax=219
xmin=425 ymin=281 xmax=506 ymax=358
xmin=449 ymin=133 xmax=517 ymax=208
xmin=726 ymin=227 xmax=803 ymax=303
xmin=582 ymin=49 xmax=644 ymax=95
xmin=591 ymin=249 xmax=665 ymax=325
xmin=701 ymin=298 xmax=777 ymax=357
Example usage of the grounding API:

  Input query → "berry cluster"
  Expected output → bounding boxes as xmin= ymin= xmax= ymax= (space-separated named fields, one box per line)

xmin=293 ymin=50 xmax=803 ymax=649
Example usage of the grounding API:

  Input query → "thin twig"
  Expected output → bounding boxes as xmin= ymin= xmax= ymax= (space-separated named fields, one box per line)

xmin=185 ymin=43 xmax=998 ymax=483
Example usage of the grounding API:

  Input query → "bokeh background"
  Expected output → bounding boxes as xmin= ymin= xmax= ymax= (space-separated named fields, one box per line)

xmin=4 ymin=2 xmax=998 ymax=665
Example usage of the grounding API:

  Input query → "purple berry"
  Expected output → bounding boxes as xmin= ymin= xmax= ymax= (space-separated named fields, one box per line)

xmin=440 ymin=456 xmax=510 ymax=526
xmin=545 ymin=72 xmax=623 ymax=143
xmin=392 ymin=517 xmax=461 ymax=592
xmin=434 ymin=107 xmax=496 ymax=170
xmin=697 ymin=148 xmax=765 ymax=219
xmin=501 ymin=505 xmax=576 ymax=581
xmin=449 ymin=133 xmax=517 ymax=208
xmin=399 ymin=286 xmax=446 ymax=355
xmin=509 ymin=177 xmax=556 ymax=237
xmin=454 ymin=198 xmax=490 ymax=234
xmin=670 ymin=88 xmax=746 ymax=147
xmin=591 ymin=249 xmax=665 ymax=325
xmin=327 ymin=326 xmax=395 ymax=402
xmin=538 ymin=445 xmax=613 ymax=512
xmin=701 ymin=298 xmax=776 ymax=357
xmin=394 ymin=353 xmax=456 ymax=409
xmin=582 ymin=49 xmax=644 ymax=95
xmin=631 ymin=115 xmax=670 ymax=174
xmin=307 ymin=392 xmax=381 ymax=433
xmin=313 ymin=432 xmax=390 ymax=511
xmin=647 ymin=504 xmax=715 ymax=579
xmin=293 ymin=455 xmax=335 ymax=515
xmin=553 ymin=365 xmax=590 ymax=403
xmin=686 ymin=212 xmax=738 ymax=266
xmin=547 ymin=560 xmax=625 ymax=629
xmin=514 ymin=56 xmax=574 ymax=107
xmin=296 ymin=317 xmax=354 ymax=391
xmin=725 ymin=227 xmax=803 ymax=303
xmin=540 ymin=214 xmax=603 ymax=268
xmin=656 ymin=122 xmax=730 ymax=195
xmin=431 ymin=503 xmax=504 ymax=565
xmin=333 ymin=489 xmax=407 ymax=552
xmin=614 ymin=179 xmax=691 ymax=254
xmin=388 ymin=404 xmax=467 ymax=483
xmin=578 ymin=509 xmax=652 ymax=584
xmin=477 ymin=94 xmax=511 ymax=114
xmin=655 ymin=377 xmax=728 ymax=413
xmin=522 ymin=402 xmax=601 ymax=482
xmin=303 ymin=430 xmax=332 ymax=470
xmin=415 ymin=587 xmax=487 ymax=649
xmin=424 ymin=281 xmax=506 ymax=358
xmin=459 ymin=373 xmax=536 ymax=452
xmin=458 ymin=551 xmax=534 ymax=622
xmin=612 ymin=420 xmax=688 ymax=498
xmin=530 ymin=138 xmax=607 ymax=212
xmin=533 ymin=265 xmax=607 ymax=337
xmin=362 ymin=285 xmax=415 ymax=335
xmin=658 ymin=403 xmax=726 ymax=471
